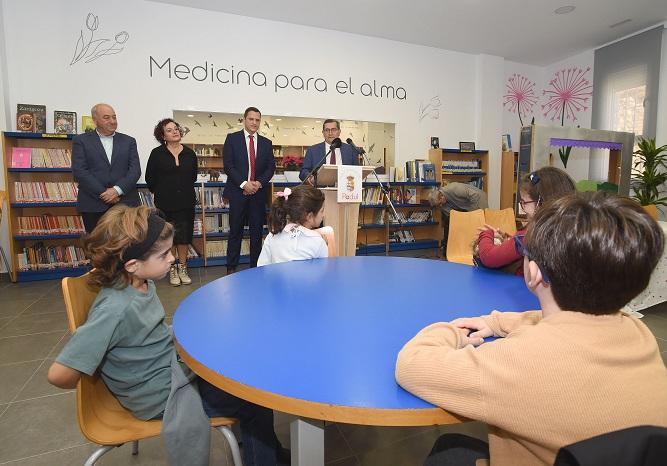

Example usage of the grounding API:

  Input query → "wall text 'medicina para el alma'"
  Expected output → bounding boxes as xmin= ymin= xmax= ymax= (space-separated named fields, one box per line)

xmin=149 ymin=56 xmax=406 ymax=100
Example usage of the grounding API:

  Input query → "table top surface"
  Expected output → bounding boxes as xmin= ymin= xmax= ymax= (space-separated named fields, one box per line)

xmin=174 ymin=256 xmax=540 ymax=425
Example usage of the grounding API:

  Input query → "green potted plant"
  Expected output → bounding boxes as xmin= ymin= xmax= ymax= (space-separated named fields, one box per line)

xmin=631 ymin=137 xmax=667 ymax=218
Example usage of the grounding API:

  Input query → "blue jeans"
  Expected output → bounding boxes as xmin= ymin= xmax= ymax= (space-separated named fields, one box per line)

xmin=198 ymin=377 xmax=281 ymax=466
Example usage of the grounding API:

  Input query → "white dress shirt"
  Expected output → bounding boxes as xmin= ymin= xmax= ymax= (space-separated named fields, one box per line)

xmin=240 ymin=129 xmax=259 ymax=189
xmin=324 ymin=143 xmax=342 ymax=165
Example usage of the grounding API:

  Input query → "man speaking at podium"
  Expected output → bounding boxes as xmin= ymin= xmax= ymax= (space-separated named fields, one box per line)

xmin=299 ymin=119 xmax=358 ymax=184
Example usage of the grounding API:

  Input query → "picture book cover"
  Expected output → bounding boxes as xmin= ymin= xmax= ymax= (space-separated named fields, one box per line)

xmin=54 ymin=111 xmax=77 ymax=134
xmin=16 ymin=104 xmax=46 ymax=132
xmin=404 ymin=188 xmax=418 ymax=204
xmin=11 ymin=147 xmax=32 ymax=168
xmin=82 ymin=115 xmax=96 ymax=132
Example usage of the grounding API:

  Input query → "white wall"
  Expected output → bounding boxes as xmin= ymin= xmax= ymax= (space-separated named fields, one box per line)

xmin=1 ymin=0 xmax=482 ymax=168
xmin=0 ymin=0 xmax=9 ymax=273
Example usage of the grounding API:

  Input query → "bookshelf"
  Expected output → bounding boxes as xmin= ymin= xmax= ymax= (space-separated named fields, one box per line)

xmin=427 ymin=148 xmax=489 ymax=193
xmin=184 ymin=143 xmax=224 ymax=173
xmin=356 ymin=181 xmax=440 ymax=254
xmin=500 ymin=151 xmax=519 ymax=210
xmin=2 ymin=132 xmax=88 ymax=282
xmin=137 ymin=180 xmax=272 ymax=268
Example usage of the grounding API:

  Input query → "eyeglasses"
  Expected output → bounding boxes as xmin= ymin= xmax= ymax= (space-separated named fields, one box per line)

xmin=515 ymin=236 xmax=550 ymax=284
xmin=323 ymin=127 xmax=340 ymax=134
xmin=519 ymin=198 xmax=538 ymax=208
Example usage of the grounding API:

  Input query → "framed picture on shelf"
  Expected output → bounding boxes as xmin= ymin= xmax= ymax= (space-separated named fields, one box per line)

xmin=82 ymin=115 xmax=96 ymax=133
xmin=54 ymin=111 xmax=77 ymax=134
xmin=430 ymin=137 xmax=439 ymax=149
xmin=459 ymin=141 xmax=476 ymax=152
xmin=16 ymin=103 xmax=46 ymax=132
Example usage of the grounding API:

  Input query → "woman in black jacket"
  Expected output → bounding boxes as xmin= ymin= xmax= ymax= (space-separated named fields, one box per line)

xmin=145 ymin=118 xmax=198 ymax=286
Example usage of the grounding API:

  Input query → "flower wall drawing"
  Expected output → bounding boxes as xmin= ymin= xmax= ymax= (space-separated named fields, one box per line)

xmin=541 ymin=67 xmax=593 ymax=124
xmin=70 ymin=13 xmax=130 ymax=65
xmin=503 ymin=74 xmax=537 ymax=126
xmin=541 ymin=66 xmax=593 ymax=168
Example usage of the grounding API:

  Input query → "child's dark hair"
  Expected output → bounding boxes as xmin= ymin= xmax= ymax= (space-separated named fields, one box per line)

xmin=523 ymin=191 xmax=664 ymax=315
xmin=268 ymin=185 xmax=325 ymax=234
xmin=520 ymin=166 xmax=575 ymax=207
xmin=84 ymin=205 xmax=174 ymax=288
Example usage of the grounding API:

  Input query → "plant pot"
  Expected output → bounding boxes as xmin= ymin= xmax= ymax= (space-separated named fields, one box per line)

xmin=642 ymin=204 xmax=658 ymax=220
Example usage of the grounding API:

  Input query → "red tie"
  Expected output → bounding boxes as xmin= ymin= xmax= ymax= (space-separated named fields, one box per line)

xmin=249 ymin=135 xmax=256 ymax=181
xmin=330 ymin=146 xmax=336 ymax=164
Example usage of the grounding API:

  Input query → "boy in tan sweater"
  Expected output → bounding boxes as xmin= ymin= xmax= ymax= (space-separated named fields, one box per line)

xmin=396 ymin=192 xmax=667 ymax=466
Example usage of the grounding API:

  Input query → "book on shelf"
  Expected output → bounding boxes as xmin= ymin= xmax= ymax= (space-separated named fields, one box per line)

xmin=363 ymin=186 xmax=383 ymax=205
xmin=17 ymin=243 xmax=89 ymax=271
xmin=13 ymin=181 xmax=78 ymax=203
xmin=11 ymin=147 xmax=72 ymax=168
xmin=204 ymin=213 xmax=230 ymax=233
xmin=502 ymin=134 xmax=512 ymax=151
xmin=205 ymin=239 xmax=250 ymax=258
xmin=389 ymin=186 xmax=403 ymax=204
xmin=441 ymin=159 xmax=483 ymax=174
xmin=16 ymin=103 xmax=46 ymax=132
xmin=11 ymin=148 xmax=32 ymax=168
xmin=202 ymin=187 xmax=229 ymax=208
xmin=16 ymin=215 xmax=84 ymax=235
xmin=406 ymin=210 xmax=432 ymax=223
xmin=372 ymin=209 xmax=385 ymax=225
xmin=389 ymin=230 xmax=415 ymax=243
xmin=54 ymin=111 xmax=77 ymax=134
xmin=404 ymin=187 xmax=419 ymax=204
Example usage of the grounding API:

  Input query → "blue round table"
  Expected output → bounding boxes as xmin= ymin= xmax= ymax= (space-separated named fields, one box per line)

xmin=174 ymin=257 xmax=540 ymax=464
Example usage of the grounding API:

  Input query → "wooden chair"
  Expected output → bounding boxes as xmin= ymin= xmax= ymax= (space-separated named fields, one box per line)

xmin=61 ymin=273 xmax=242 ymax=466
xmin=316 ymin=226 xmax=337 ymax=257
xmin=0 ymin=191 xmax=11 ymax=276
xmin=484 ymin=208 xmax=517 ymax=236
xmin=446 ymin=209 xmax=486 ymax=265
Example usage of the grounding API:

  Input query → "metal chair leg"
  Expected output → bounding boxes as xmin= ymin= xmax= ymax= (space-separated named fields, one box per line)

xmin=216 ymin=425 xmax=243 ymax=466
xmin=132 ymin=440 xmax=139 ymax=455
xmin=84 ymin=445 xmax=117 ymax=466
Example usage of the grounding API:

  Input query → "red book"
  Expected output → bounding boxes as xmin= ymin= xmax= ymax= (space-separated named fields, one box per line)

xmin=11 ymin=147 xmax=32 ymax=168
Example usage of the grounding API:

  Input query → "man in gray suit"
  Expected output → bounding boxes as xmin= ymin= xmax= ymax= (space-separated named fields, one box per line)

xmin=72 ymin=103 xmax=141 ymax=232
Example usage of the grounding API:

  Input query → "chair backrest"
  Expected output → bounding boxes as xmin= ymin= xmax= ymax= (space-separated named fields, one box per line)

xmin=553 ymin=425 xmax=667 ymax=466
xmin=484 ymin=208 xmax=517 ymax=236
xmin=62 ymin=273 xmax=163 ymax=444
xmin=447 ymin=209 xmax=486 ymax=265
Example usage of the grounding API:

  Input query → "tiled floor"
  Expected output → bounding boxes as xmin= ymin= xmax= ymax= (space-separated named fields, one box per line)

xmin=1 ymin=255 xmax=666 ymax=465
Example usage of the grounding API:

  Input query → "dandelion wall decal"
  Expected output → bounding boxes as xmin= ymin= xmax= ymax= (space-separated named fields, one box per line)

xmin=541 ymin=67 xmax=593 ymax=124
xmin=541 ymin=66 xmax=593 ymax=167
xmin=503 ymin=73 xmax=537 ymax=126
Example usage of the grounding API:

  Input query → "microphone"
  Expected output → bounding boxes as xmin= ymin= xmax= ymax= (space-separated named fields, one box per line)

xmin=330 ymin=137 xmax=342 ymax=150
xmin=346 ymin=138 xmax=365 ymax=155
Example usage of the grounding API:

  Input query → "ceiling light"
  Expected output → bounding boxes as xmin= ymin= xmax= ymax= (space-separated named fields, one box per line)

xmin=187 ymin=114 xmax=194 ymax=118
xmin=276 ymin=118 xmax=282 ymax=121
xmin=554 ymin=5 xmax=575 ymax=14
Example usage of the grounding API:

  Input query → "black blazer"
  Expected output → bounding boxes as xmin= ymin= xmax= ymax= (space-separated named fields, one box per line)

xmin=145 ymin=145 xmax=198 ymax=211
xmin=222 ymin=130 xmax=275 ymax=200
xmin=71 ymin=131 xmax=141 ymax=212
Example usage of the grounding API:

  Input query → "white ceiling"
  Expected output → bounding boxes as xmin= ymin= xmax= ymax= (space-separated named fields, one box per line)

xmin=152 ymin=0 xmax=666 ymax=65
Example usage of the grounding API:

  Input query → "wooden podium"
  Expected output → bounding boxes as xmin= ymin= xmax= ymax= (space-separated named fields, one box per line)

xmin=315 ymin=165 xmax=374 ymax=256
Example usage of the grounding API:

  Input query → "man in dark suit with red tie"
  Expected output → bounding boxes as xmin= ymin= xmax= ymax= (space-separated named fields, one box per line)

xmin=223 ymin=107 xmax=276 ymax=273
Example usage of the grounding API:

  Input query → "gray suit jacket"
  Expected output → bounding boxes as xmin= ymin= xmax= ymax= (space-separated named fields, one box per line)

xmin=72 ymin=131 xmax=141 ymax=212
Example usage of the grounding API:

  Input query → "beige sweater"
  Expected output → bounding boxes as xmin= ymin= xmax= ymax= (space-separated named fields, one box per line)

xmin=395 ymin=311 xmax=667 ymax=466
